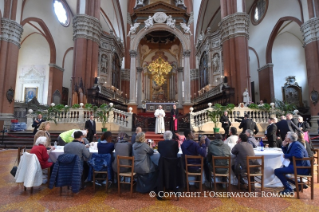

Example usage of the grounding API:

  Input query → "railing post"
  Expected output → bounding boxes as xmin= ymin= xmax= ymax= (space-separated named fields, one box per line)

xmin=127 ymin=111 xmax=133 ymax=130
xmin=79 ymin=109 xmax=84 ymax=123
xmin=109 ymin=109 xmax=114 ymax=123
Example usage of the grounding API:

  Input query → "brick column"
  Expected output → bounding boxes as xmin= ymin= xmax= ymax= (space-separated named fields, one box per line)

xmin=301 ymin=17 xmax=319 ymax=132
xmin=258 ymin=63 xmax=274 ymax=103
xmin=220 ymin=0 xmax=250 ymax=105
xmin=0 ymin=6 xmax=23 ymax=128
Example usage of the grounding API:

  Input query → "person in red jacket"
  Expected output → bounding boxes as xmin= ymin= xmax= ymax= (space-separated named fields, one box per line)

xmin=30 ymin=136 xmax=55 ymax=169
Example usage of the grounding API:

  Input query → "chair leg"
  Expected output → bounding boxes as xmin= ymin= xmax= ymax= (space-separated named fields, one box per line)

xmin=295 ymin=176 xmax=300 ymax=199
xmin=24 ymin=186 xmax=26 ymax=191
xmin=317 ymin=166 xmax=319 ymax=184
xmin=186 ymin=174 xmax=189 ymax=192
xmin=199 ymin=174 xmax=202 ymax=194
xmin=105 ymin=173 xmax=108 ymax=192
xmin=130 ymin=176 xmax=134 ymax=198
xmin=247 ymin=174 xmax=251 ymax=193
xmin=300 ymin=177 xmax=303 ymax=193
xmin=213 ymin=176 xmax=217 ymax=191
xmin=93 ymin=171 xmax=95 ymax=191
xmin=118 ymin=174 xmax=121 ymax=196
xmin=261 ymin=175 xmax=264 ymax=192
xmin=311 ymin=178 xmax=314 ymax=200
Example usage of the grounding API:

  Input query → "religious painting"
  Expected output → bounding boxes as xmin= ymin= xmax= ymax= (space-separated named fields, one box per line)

xmin=24 ymin=87 xmax=38 ymax=103
xmin=282 ymin=76 xmax=302 ymax=107
xmin=151 ymin=78 xmax=169 ymax=101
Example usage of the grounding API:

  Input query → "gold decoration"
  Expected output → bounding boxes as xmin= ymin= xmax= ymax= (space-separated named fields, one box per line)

xmin=148 ymin=57 xmax=172 ymax=86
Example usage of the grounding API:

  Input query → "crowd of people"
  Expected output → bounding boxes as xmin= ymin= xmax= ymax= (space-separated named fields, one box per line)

xmin=28 ymin=111 xmax=314 ymax=196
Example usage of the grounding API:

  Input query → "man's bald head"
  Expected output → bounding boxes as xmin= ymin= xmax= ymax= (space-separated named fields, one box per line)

xmin=136 ymin=127 xmax=142 ymax=133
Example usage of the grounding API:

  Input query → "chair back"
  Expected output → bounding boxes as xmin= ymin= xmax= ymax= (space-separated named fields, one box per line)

xmin=246 ymin=156 xmax=264 ymax=176
xmin=184 ymin=155 xmax=203 ymax=173
xmin=312 ymin=149 xmax=319 ymax=164
xmin=117 ymin=155 xmax=134 ymax=175
xmin=212 ymin=156 xmax=231 ymax=174
xmin=292 ymin=156 xmax=314 ymax=177
xmin=17 ymin=147 xmax=26 ymax=165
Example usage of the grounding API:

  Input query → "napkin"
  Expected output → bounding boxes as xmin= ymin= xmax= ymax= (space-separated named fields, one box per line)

xmin=281 ymin=154 xmax=290 ymax=167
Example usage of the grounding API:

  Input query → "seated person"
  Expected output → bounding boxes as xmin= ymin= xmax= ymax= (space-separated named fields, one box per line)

xmin=30 ymin=136 xmax=55 ymax=169
xmin=158 ymin=131 xmax=179 ymax=158
xmin=231 ymin=133 xmax=257 ymax=188
xmin=98 ymin=131 xmax=115 ymax=154
xmin=275 ymin=132 xmax=310 ymax=194
xmin=57 ymin=129 xmax=81 ymax=146
xmin=207 ymin=134 xmax=231 ymax=175
xmin=224 ymin=127 xmax=238 ymax=150
xmin=297 ymin=131 xmax=313 ymax=158
xmin=245 ymin=129 xmax=258 ymax=148
xmin=64 ymin=131 xmax=90 ymax=187
xmin=112 ymin=133 xmax=132 ymax=173
xmin=33 ymin=122 xmax=51 ymax=148
xmin=131 ymin=127 xmax=142 ymax=145
xmin=181 ymin=129 xmax=210 ymax=185
xmin=133 ymin=132 xmax=158 ymax=193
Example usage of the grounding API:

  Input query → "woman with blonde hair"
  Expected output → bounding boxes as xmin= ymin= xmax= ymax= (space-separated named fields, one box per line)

xmin=34 ymin=121 xmax=51 ymax=147
xmin=297 ymin=131 xmax=313 ymax=158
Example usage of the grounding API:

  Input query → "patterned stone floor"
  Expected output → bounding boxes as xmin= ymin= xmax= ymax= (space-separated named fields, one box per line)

xmin=1 ymin=149 xmax=319 ymax=212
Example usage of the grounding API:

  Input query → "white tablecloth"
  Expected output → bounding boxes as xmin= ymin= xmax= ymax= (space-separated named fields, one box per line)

xmin=49 ymin=147 xmax=284 ymax=188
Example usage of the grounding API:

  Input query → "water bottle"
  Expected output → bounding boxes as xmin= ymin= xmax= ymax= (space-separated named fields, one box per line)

xmin=257 ymin=139 xmax=261 ymax=151
xmin=54 ymin=141 xmax=57 ymax=148
xmin=259 ymin=138 xmax=264 ymax=151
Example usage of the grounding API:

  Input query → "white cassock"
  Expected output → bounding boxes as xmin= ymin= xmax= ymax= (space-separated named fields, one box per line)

xmin=154 ymin=109 xmax=165 ymax=134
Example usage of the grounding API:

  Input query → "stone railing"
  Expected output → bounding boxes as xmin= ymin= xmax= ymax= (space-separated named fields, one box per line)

xmin=190 ymin=104 xmax=274 ymax=133
xmin=26 ymin=108 xmax=133 ymax=132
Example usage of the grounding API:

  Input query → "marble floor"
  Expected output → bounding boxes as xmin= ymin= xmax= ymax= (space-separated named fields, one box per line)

xmin=1 ymin=149 xmax=319 ymax=212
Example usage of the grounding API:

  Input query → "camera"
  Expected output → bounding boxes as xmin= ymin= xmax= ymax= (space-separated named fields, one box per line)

xmin=235 ymin=117 xmax=244 ymax=122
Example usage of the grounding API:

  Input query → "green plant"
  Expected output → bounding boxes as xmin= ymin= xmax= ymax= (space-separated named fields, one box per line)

xmin=54 ymin=104 xmax=65 ymax=110
xmin=274 ymin=99 xmax=297 ymax=117
xmin=72 ymin=104 xmax=80 ymax=109
xmin=248 ymin=103 xmax=258 ymax=109
xmin=84 ymin=103 xmax=93 ymax=109
xmin=96 ymin=103 xmax=113 ymax=129
xmin=207 ymin=103 xmax=235 ymax=129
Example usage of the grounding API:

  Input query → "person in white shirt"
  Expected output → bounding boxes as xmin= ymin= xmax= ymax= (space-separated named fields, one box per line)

xmin=224 ymin=127 xmax=238 ymax=150
xmin=154 ymin=105 xmax=165 ymax=134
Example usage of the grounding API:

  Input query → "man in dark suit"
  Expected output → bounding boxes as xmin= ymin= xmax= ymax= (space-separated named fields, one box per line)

xmin=277 ymin=114 xmax=301 ymax=140
xmin=85 ymin=115 xmax=96 ymax=142
xmin=158 ymin=130 xmax=179 ymax=158
xmin=265 ymin=118 xmax=278 ymax=147
xmin=274 ymin=131 xmax=310 ymax=195
xmin=32 ymin=114 xmax=45 ymax=135
xmin=131 ymin=127 xmax=142 ymax=145
xmin=220 ymin=111 xmax=231 ymax=137
xmin=238 ymin=114 xmax=259 ymax=135
xmin=170 ymin=104 xmax=179 ymax=133
xmin=297 ymin=116 xmax=310 ymax=132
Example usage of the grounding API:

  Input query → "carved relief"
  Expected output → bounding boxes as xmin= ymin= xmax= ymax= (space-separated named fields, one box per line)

xmin=100 ymin=55 xmax=108 ymax=73
xmin=169 ymin=44 xmax=180 ymax=61
xmin=219 ymin=13 xmax=250 ymax=43
xmin=212 ymin=53 xmax=220 ymax=73
xmin=73 ymin=15 xmax=102 ymax=44
xmin=301 ymin=17 xmax=319 ymax=46
xmin=0 ymin=18 xmax=23 ymax=47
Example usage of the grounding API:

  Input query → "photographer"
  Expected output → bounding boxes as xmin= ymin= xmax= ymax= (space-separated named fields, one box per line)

xmin=220 ymin=111 xmax=231 ymax=137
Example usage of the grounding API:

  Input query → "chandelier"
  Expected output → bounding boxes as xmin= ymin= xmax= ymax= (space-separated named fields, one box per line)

xmin=148 ymin=57 xmax=172 ymax=86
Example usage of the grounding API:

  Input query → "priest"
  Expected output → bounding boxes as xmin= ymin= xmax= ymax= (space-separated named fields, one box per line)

xmin=154 ymin=105 xmax=165 ymax=134
xmin=170 ymin=104 xmax=178 ymax=133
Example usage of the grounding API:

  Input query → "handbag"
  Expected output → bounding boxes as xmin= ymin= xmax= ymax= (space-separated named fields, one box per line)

xmin=10 ymin=166 xmax=17 ymax=177
xmin=304 ymin=131 xmax=309 ymax=143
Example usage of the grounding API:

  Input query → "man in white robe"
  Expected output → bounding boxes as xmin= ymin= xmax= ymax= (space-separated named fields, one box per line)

xmin=154 ymin=105 xmax=165 ymax=134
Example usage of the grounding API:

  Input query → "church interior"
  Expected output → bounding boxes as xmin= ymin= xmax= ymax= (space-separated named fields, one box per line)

xmin=1 ymin=0 xmax=319 ymax=211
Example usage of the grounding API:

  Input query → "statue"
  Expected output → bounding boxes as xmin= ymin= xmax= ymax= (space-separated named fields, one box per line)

xmin=166 ymin=15 xmax=176 ymax=29
xmin=196 ymin=31 xmax=204 ymax=47
xmin=180 ymin=23 xmax=192 ymax=35
xmin=212 ymin=53 xmax=220 ymax=72
xmin=144 ymin=16 xmax=154 ymax=29
xmin=127 ymin=23 xmax=141 ymax=36
xmin=101 ymin=55 xmax=108 ymax=73
xmin=243 ymin=88 xmax=250 ymax=105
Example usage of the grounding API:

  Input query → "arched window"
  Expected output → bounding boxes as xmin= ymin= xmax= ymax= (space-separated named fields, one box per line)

xmin=199 ymin=52 xmax=208 ymax=88
xmin=53 ymin=0 xmax=70 ymax=27
xmin=251 ymin=0 xmax=268 ymax=25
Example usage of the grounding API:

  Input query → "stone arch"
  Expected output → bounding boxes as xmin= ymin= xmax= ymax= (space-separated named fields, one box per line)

xmin=130 ymin=23 xmax=190 ymax=52
xmin=266 ymin=16 xmax=303 ymax=64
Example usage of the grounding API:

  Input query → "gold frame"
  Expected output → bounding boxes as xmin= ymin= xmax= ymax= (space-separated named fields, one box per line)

xmin=150 ymin=74 xmax=170 ymax=101
xmin=24 ymin=87 xmax=38 ymax=102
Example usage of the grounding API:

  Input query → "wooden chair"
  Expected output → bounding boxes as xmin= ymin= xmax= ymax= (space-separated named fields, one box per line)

xmin=211 ymin=156 xmax=231 ymax=191
xmin=312 ymin=149 xmax=319 ymax=183
xmin=238 ymin=156 xmax=264 ymax=192
xmin=92 ymin=168 xmax=108 ymax=191
xmin=17 ymin=147 xmax=26 ymax=165
xmin=117 ymin=156 xmax=135 ymax=197
xmin=292 ymin=156 xmax=314 ymax=199
xmin=185 ymin=155 xmax=203 ymax=193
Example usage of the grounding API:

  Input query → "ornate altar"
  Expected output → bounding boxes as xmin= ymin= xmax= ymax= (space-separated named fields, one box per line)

xmin=282 ymin=76 xmax=302 ymax=107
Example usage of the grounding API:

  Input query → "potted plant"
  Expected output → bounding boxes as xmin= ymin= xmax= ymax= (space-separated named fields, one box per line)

xmin=96 ymin=103 xmax=113 ymax=132
xmin=207 ymin=103 xmax=235 ymax=133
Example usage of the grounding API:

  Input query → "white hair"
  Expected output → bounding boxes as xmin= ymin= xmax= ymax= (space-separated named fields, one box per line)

xmin=298 ymin=116 xmax=303 ymax=122
xmin=35 ymin=136 xmax=47 ymax=146
xmin=273 ymin=117 xmax=278 ymax=123
xmin=163 ymin=131 xmax=173 ymax=140
xmin=287 ymin=131 xmax=298 ymax=141
xmin=245 ymin=129 xmax=253 ymax=136
xmin=81 ymin=130 xmax=87 ymax=136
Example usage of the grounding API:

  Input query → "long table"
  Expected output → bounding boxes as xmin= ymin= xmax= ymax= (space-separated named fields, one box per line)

xmin=49 ymin=147 xmax=284 ymax=188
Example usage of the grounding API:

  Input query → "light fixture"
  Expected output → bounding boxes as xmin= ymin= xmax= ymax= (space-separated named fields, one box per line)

xmin=148 ymin=57 xmax=172 ymax=86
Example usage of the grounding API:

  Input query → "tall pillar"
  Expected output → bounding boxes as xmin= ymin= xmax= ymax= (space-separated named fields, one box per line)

xmin=183 ymin=50 xmax=191 ymax=104
xmin=177 ymin=67 xmax=184 ymax=108
xmin=301 ymin=17 xmax=319 ymax=132
xmin=0 ymin=0 xmax=23 ymax=128
xmin=258 ymin=63 xmax=274 ymax=103
xmin=72 ymin=0 xmax=101 ymax=102
xmin=128 ymin=50 xmax=137 ymax=113
xmin=220 ymin=0 xmax=250 ymax=105
xmin=136 ymin=67 xmax=143 ymax=107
